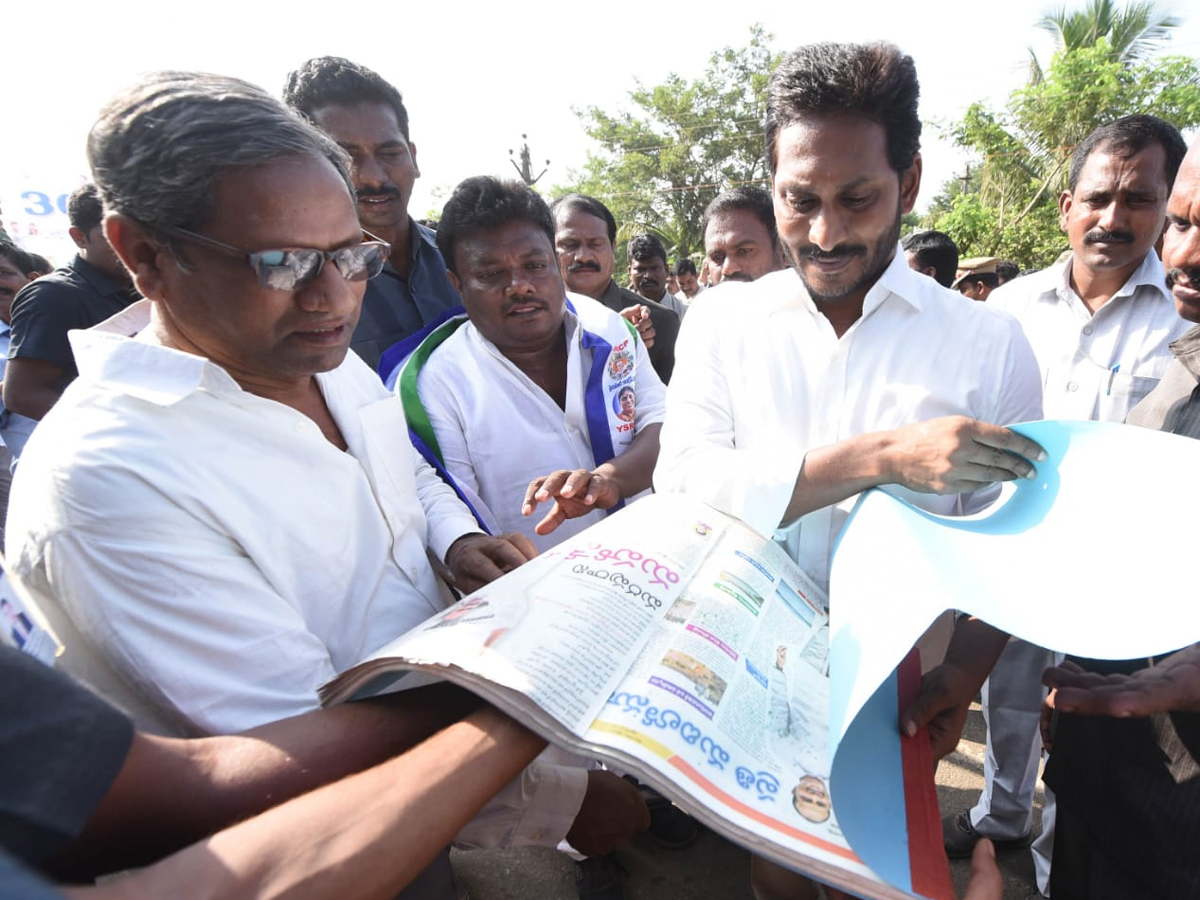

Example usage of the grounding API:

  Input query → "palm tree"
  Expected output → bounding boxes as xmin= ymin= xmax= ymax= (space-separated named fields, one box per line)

xmin=1027 ymin=0 xmax=1180 ymax=82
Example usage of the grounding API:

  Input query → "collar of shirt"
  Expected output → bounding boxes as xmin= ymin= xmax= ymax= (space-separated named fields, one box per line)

xmin=1170 ymin=324 xmax=1200 ymax=380
xmin=785 ymin=243 xmax=924 ymax=322
xmin=69 ymin=299 xmax=261 ymax=407
xmin=69 ymin=253 xmax=137 ymax=300
xmin=1056 ymin=250 xmax=1169 ymax=309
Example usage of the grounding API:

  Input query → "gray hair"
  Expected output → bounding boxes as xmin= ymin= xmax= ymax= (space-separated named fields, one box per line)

xmin=87 ymin=71 xmax=354 ymax=236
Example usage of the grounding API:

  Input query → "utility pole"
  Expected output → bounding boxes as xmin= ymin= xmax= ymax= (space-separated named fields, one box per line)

xmin=509 ymin=135 xmax=550 ymax=186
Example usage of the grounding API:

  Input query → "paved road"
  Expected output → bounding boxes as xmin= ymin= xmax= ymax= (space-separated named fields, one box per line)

xmin=451 ymin=703 xmax=1046 ymax=900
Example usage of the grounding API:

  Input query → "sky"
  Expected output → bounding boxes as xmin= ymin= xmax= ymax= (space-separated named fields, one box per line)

xmin=4 ymin=0 xmax=1198 ymax=261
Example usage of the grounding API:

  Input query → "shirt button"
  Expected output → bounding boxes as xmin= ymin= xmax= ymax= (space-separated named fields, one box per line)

xmin=1067 ymin=381 xmax=1079 ymax=392
xmin=1082 ymin=326 xmax=1093 ymax=335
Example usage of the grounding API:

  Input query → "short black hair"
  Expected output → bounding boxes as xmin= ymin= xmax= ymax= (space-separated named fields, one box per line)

xmin=0 ymin=239 xmax=38 ymax=275
xmin=995 ymin=260 xmax=1019 ymax=283
xmin=437 ymin=176 xmax=555 ymax=275
xmin=283 ymin=57 xmax=411 ymax=142
xmin=902 ymin=230 xmax=959 ymax=287
xmin=68 ymin=184 xmax=104 ymax=232
xmin=701 ymin=186 xmax=778 ymax=250
xmin=957 ymin=272 xmax=1000 ymax=292
xmin=673 ymin=258 xmax=697 ymax=277
xmin=628 ymin=233 xmax=668 ymax=267
xmin=1068 ymin=114 xmax=1186 ymax=193
xmin=549 ymin=193 xmax=617 ymax=245
xmin=766 ymin=42 xmax=920 ymax=176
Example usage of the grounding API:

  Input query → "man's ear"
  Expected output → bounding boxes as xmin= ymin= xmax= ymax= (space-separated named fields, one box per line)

xmin=68 ymin=226 xmax=86 ymax=249
xmin=1058 ymin=190 xmax=1073 ymax=233
xmin=409 ymin=140 xmax=421 ymax=180
xmin=447 ymin=269 xmax=461 ymax=294
xmin=899 ymin=153 xmax=923 ymax=214
xmin=105 ymin=214 xmax=169 ymax=301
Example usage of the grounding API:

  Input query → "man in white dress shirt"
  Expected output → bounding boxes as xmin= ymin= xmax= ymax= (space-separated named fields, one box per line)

xmin=395 ymin=176 xmax=666 ymax=554
xmin=653 ymin=40 xmax=1046 ymax=900
xmin=5 ymin=72 xmax=647 ymax=900
xmin=947 ymin=115 xmax=1190 ymax=889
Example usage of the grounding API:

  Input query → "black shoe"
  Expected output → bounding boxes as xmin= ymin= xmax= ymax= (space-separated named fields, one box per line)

xmin=645 ymin=790 xmax=701 ymax=850
xmin=574 ymin=853 xmax=626 ymax=900
xmin=942 ymin=811 xmax=1031 ymax=859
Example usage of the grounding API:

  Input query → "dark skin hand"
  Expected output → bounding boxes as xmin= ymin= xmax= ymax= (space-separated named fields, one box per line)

xmin=564 ymin=770 xmax=651 ymax=857
xmin=618 ymin=304 xmax=655 ymax=349
xmin=900 ymin=619 xmax=1010 ymax=760
xmin=1043 ymin=645 xmax=1200 ymax=718
xmin=522 ymin=468 xmax=622 ymax=535
xmin=444 ymin=532 xmax=539 ymax=594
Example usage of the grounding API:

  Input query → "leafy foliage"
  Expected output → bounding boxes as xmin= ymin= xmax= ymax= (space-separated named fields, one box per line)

xmin=925 ymin=23 xmax=1200 ymax=269
xmin=555 ymin=25 xmax=782 ymax=267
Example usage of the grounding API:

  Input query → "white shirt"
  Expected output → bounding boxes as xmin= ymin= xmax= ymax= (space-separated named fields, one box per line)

xmin=655 ymin=251 xmax=1043 ymax=589
xmin=5 ymin=301 xmax=587 ymax=848
xmin=8 ymin=302 xmax=480 ymax=734
xmin=418 ymin=294 xmax=666 ymax=552
xmin=987 ymin=251 xmax=1188 ymax=422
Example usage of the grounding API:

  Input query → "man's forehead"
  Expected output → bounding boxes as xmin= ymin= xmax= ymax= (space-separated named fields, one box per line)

xmin=462 ymin=221 xmax=553 ymax=261
xmin=1076 ymin=142 xmax=1168 ymax=190
xmin=555 ymin=208 xmax=607 ymax=235
xmin=311 ymin=101 xmax=405 ymax=146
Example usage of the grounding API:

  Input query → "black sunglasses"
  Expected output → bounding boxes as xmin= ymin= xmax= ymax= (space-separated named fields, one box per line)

xmin=160 ymin=225 xmax=390 ymax=292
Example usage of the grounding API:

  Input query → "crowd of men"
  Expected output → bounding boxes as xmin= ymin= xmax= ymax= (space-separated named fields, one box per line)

xmin=1 ymin=37 xmax=1197 ymax=900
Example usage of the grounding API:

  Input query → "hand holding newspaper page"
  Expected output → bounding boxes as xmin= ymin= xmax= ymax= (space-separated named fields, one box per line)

xmin=323 ymin=493 xmax=948 ymax=900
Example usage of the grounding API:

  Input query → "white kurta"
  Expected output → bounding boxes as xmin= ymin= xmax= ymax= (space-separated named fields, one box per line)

xmin=655 ymin=249 xmax=1044 ymax=590
xmin=417 ymin=293 xmax=666 ymax=552
xmin=987 ymin=251 xmax=1188 ymax=422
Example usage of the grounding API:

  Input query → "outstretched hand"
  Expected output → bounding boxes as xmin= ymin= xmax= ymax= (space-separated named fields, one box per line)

xmin=522 ymin=468 xmax=622 ymax=536
xmin=1043 ymin=645 xmax=1200 ymax=718
xmin=885 ymin=416 xmax=1046 ymax=495
xmin=444 ymin=532 xmax=538 ymax=594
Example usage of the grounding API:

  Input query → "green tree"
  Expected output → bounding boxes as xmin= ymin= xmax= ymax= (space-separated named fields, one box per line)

xmin=926 ymin=16 xmax=1200 ymax=269
xmin=556 ymin=25 xmax=782 ymax=267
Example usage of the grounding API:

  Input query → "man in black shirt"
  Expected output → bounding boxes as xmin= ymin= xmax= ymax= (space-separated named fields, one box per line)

xmin=3 ymin=185 xmax=138 ymax=435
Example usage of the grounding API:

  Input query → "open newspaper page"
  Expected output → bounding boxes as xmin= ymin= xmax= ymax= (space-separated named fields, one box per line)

xmin=321 ymin=494 xmax=924 ymax=899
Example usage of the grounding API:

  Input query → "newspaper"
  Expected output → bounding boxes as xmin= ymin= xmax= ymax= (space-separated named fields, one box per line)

xmin=322 ymin=494 xmax=946 ymax=900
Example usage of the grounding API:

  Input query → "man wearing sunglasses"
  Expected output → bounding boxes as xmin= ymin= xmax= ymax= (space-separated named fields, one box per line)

xmin=6 ymin=72 xmax=639 ymax=899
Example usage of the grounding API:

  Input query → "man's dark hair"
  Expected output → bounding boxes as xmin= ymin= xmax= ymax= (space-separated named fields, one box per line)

xmin=548 ymin=193 xmax=617 ymax=245
xmin=628 ymin=233 xmax=668 ymax=266
xmin=957 ymin=273 xmax=1000 ymax=292
xmin=437 ymin=177 xmax=555 ymax=275
xmin=1068 ymin=115 xmax=1186 ymax=193
xmin=89 ymin=72 xmax=352 ymax=262
xmin=902 ymin=230 xmax=959 ymax=287
xmin=673 ymin=258 xmax=697 ymax=277
xmin=67 ymin=184 xmax=104 ymax=232
xmin=995 ymin=260 xmax=1020 ymax=283
xmin=283 ymin=57 xmax=410 ymax=142
xmin=0 ymin=240 xmax=39 ymax=275
xmin=701 ymin=186 xmax=779 ymax=249
xmin=766 ymin=42 xmax=921 ymax=176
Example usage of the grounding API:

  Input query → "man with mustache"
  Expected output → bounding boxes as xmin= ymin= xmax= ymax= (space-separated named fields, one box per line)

xmin=627 ymin=232 xmax=688 ymax=320
xmin=394 ymin=176 xmax=662 ymax=900
xmin=946 ymin=116 xmax=1190 ymax=889
xmin=284 ymin=57 xmax=460 ymax=372
xmin=551 ymin=195 xmax=681 ymax=383
xmin=701 ymin=187 xmax=784 ymax=286
xmin=1036 ymin=135 xmax=1200 ymax=900
xmin=399 ymin=177 xmax=665 ymax=555
xmin=653 ymin=40 xmax=1045 ymax=900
